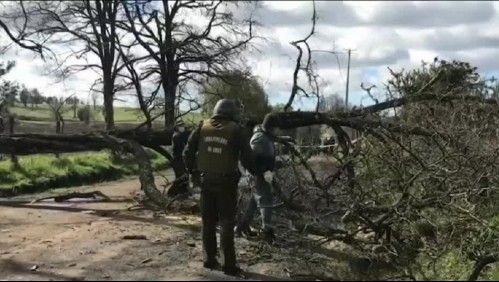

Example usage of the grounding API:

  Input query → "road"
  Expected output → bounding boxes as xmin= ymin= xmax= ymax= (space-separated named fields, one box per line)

xmin=0 ymin=172 xmax=289 ymax=281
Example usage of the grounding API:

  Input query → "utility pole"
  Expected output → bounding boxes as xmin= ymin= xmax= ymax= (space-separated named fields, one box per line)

xmin=311 ymin=48 xmax=355 ymax=106
xmin=345 ymin=48 xmax=355 ymax=107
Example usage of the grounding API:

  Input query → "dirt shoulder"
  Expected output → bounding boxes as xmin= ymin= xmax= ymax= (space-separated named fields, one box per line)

xmin=0 ymin=174 xmax=294 ymax=281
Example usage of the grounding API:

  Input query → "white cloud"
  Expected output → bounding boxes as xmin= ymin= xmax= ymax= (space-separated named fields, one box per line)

xmin=2 ymin=0 xmax=499 ymax=111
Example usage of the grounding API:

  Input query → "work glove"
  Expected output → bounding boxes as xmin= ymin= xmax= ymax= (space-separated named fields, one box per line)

xmin=263 ymin=171 xmax=274 ymax=183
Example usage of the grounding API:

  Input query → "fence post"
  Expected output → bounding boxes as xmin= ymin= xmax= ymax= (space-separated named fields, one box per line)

xmin=9 ymin=115 xmax=20 ymax=168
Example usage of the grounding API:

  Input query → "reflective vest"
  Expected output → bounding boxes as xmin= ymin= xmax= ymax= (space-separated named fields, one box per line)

xmin=197 ymin=118 xmax=239 ymax=174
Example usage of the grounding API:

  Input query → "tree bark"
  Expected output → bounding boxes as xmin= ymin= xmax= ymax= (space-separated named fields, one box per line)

xmin=0 ymin=128 xmax=173 ymax=155
xmin=161 ymin=64 xmax=178 ymax=128
xmin=0 ymin=133 xmax=167 ymax=207
xmin=103 ymin=84 xmax=115 ymax=131
xmin=8 ymin=115 xmax=20 ymax=168
xmin=469 ymin=255 xmax=498 ymax=281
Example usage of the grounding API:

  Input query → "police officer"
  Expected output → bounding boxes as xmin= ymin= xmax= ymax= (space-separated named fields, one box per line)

xmin=183 ymin=99 xmax=254 ymax=276
xmin=235 ymin=113 xmax=286 ymax=242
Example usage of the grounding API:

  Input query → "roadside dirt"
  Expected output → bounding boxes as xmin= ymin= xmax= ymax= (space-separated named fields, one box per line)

xmin=0 ymin=165 xmax=364 ymax=281
xmin=0 ymin=171 xmax=300 ymax=281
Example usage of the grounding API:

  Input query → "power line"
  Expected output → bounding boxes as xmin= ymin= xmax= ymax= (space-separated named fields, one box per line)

xmin=310 ymin=49 xmax=347 ymax=86
xmin=310 ymin=48 xmax=356 ymax=106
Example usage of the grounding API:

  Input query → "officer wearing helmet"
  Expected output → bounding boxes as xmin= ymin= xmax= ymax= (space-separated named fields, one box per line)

xmin=183 ymin=99 xmax=254 ymax=276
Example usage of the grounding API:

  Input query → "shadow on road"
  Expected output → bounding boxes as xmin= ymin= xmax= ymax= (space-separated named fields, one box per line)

xmin=0 ymin=197 xmax=134 ymax=205
xmin=0 ymin=258 xmax=82 ymax=281
xmin=0 ymin=200 xmax=202 ymax=234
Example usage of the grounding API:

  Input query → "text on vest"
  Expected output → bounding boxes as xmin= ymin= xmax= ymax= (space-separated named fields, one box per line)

xmin=203 ymin=136 xmax=228 ymax=145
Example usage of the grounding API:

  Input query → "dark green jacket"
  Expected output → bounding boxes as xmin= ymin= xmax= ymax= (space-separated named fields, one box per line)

xmin=183 ymin=115 xmax=255 ymax=175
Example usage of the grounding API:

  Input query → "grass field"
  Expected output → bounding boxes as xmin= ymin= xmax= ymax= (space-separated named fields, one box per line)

xmin=0 ymin=104 xmax=203 ymax=196
xmin=8 ymin=104 xmax=206 ymax=134
xmin=0 ymin=150 xmax=170 ymax=197
xmin=0 ymin=104 xmax=206 ymax=196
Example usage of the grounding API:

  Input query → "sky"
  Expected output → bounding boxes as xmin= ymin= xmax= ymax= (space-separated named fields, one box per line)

xmin=2 ymin=1 xmax=499 ymax=111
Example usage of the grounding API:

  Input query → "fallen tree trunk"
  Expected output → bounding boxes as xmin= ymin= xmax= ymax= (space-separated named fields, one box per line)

xmin=101 ymin=134 xmax=167 ymax=208
xmin=0 ymin=115 xmax=433 ymax=156
xmin=469 ymin=255 xmax=499 ymax=281
xmin=0 ymin=132 xmax=167 ymax=207
xmin=0 ymin=128 xmax=173 ymax=155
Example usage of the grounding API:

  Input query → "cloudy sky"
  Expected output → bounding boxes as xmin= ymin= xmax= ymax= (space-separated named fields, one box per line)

xmin=2 ymin=1 xmax=499 ymax=110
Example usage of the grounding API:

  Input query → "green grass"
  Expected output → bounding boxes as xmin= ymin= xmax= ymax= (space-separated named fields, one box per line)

xmin=9 ymin=104 xmax=205 ymax=125
xmin=0 ymin=151 xmax=169 ymax=197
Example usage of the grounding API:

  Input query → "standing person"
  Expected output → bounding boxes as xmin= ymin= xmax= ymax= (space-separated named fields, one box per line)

xmin=235 ymin=113 xmax=286 ymax=242
xmin=0 ymin=116 xmax=4 ymax=134
xmin=167 ymin=120 xmax=191 ymax=197
xmin=183 ymin=99 xmax=254 ymax=276
xmin=171 ymin=120 xmax=190 ymax=178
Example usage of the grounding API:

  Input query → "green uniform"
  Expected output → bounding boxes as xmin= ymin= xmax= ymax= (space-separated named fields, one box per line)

xmin=183 ymin=115 xmax=254 ymax=271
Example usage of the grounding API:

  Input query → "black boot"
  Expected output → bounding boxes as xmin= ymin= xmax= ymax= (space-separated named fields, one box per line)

xmin=260 ymin=228 xmax=276 ymax=243
xmin=223 ymin=265 xmax=243 ymax=276
xmin=203 ymin=260 xmax=221 ymax=270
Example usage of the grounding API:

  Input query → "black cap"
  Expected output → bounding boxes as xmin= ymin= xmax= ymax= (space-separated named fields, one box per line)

xmin=262 ymin=113 xmax=280 ymax=131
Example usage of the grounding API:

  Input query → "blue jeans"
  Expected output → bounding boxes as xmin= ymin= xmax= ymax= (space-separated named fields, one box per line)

xmin=239 ymin=174 xmax=273 ymax=231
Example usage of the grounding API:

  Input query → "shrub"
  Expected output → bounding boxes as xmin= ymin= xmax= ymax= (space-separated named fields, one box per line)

xmin=77 ymin=106 xmax=93 ymax=124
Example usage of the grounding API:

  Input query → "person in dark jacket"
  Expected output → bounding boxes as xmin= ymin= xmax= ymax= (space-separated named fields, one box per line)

xmin=183 ymin=99 xmax=254 ymax=276
xmin=235 ymin=113 xmax=285 ymax=242
xmin=0 ymin=116 xmax=4 ymax=134
xmin=168 ymin=120 xmax=191 ymax=197
xmin=172 ymin=120 xmax=190 ymax=178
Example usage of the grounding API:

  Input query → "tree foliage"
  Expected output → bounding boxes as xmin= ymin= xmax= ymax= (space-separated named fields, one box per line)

xmin=267 ymin=59 xmax=499 ymax=280
xmin=271 ymin=103 xmax=293 ymax=113
xmin=77 ymin=105 xmax=92 ymax=124
xmin=19 ymin=88 xmax=30 ymax=107
xmin=318 ymin=94 xmax=350 ymax=113
xmin=200 ymin=70 xmax=271 ymax=120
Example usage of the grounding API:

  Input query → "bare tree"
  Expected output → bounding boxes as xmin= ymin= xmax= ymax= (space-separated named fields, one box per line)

xmin=46 ymin=95 xmax=74 ymax=134
xmin=119 ymin=0 xmax=258 ymax=128
xmin=115 ymin=36 xmax=156 ymax=129
xmin=90 ymin=91 xmax=99 ymax=110
xmin=70 ymin=96 xmax=79 ymax=119
xmin=283 ymin=1 xmax=318 ymax=112
xmin=0 ymin=2 xmax=49 ymax=56
xmin=5 ymin=1 xmax=127 ymax=130
xmin=46 ymin=95 xmax=73 ymax=158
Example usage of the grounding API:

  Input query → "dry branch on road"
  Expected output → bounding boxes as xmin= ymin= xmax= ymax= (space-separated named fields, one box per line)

xmin=30 ymin=191 xmax=111 ymax=203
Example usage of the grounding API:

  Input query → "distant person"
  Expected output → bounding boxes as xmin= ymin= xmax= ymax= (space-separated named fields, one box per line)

xmin=0 ymin=116 xmax=4 ymax=134
xmin=171 ymin=120 xmax=190 ymax=178
xmin=183 ymin=99 xmax=254 ymax=276
xmin=168 ymin=120 xmax=191 ymax=197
